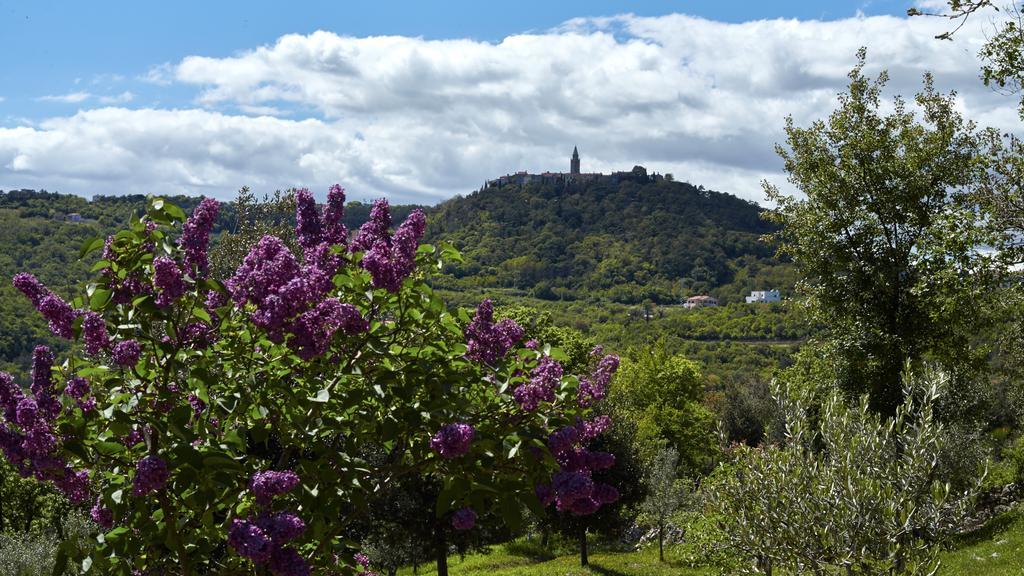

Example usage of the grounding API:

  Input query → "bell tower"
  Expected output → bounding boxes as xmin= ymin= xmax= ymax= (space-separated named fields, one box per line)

xmin=570 ymin=146 xmax=580 ymax=176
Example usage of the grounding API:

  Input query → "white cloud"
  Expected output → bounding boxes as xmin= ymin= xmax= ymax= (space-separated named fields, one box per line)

xmin=98 ymin=91 xmax=135 ymax=104
xmin=140 ymin=63 xmax=174 ymax=86
xmin=37 ymin=91 xmax=92 ymax=104
xmin=4 ymin=12 xmax=1021 ymax=205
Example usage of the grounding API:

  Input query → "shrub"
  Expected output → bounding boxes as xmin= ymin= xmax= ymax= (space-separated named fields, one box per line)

xmin=704 ymin=367 xmax=977 ymax=575
xmin=0 ymin=191 xmax=620 ymax=575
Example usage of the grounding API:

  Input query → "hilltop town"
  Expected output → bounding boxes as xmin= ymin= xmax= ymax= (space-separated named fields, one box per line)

xmin=483 ymin=146 xmax=673 ymax=189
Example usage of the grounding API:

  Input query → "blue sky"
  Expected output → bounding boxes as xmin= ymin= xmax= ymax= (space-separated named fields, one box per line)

xmin=0 ymin=1 xmax=1014 ymax=204
xmin=1 ymin=1 xmax=913 ymax=121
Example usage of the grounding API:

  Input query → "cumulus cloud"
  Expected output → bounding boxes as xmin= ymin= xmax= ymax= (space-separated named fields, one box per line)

xmin=37 ymin=91 xmax=92 ymax=104
xmin=3 ymin=12 xmax=1020 ymax=204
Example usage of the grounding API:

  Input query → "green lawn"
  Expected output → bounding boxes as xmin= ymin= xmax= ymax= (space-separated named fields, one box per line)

xmin=397 ymin=510 xmax=1024 ymax=576
xmin=397 ymin=543 xmax=710 ymax=576
xmin=940 ymin=509 xmax=1024 ymax=576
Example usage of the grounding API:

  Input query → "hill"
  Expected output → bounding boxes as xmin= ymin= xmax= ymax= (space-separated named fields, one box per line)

xmin=427 ymin=176 xmax=796 ymax=304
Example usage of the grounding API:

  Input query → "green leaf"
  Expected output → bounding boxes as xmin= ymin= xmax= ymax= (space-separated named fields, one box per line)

xmin=164 ymin=202 xmax=186 ymax=221
xmin=79 ymin=236 xmax=106 ymax=259
xmin=81 ymin=557 xmax=93 ymax=573
xmin=94 ymin=441 xmax=127 ymax=456
xmin=89 ymin=288 xmax=113 ymax=310
xmin=309 ymin=389 xmax=330 ymax=403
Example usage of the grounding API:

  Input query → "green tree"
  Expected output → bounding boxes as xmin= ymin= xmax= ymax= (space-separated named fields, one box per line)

xmin=764 ymin=51 xmax=1010 ymax=415
xmin=638 ymin=446 xmax=687 ymax=563
xmin=706 ymin=367 xmax=977 ymax=575
xmin=608 ymin=343 xmax=715 ymax=471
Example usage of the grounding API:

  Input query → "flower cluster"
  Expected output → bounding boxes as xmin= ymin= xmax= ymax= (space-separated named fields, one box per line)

xmin=153 ymin=256 xmax=186 ymax=307
xmin=356 ymin=201 xmax=426 ymax=292
xmin=81 ymin=311 xmax=110 ymax=355
xmin=228 ymin=188 xmax=368 ymax=359
xmin=464 ymin=299 xmax=524 ymax=364
xmin=179 ymin=197 xmax=220 ymax=277
xmin=132 ymin=455 xmax=170 ymax=496
xmin=112 ymin=339 xmax=142 ymax=367
xmin=229 ymin=470 xmax=309 ymax=576
xmin=537 ymin=416 xmax=618 ymax=516
xmin=430 ymin=423 xmax=475 ymax=459
xmin=451 ymin=507 xmax=477 ymax=531
xmin=64 ymin=376 xmax=96 ymax=412
xmin=577 ymin=348 xmax=620 ymax=407
xmin=250 ymin=469 xmax=301 ymax=505
xmin=91 ymin=498 xmax=114 ymax=529
xmin=0 ymin=348 xmax=90 ymax=503
xmin=514 ymin=355 xmax=562 ymax=411
xmin=13 ymin=273 xmax=77 ymax=339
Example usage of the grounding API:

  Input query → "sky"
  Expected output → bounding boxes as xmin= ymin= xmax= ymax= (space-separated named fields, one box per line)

xmin=0 ymin=0 xmax=1017 ymax=205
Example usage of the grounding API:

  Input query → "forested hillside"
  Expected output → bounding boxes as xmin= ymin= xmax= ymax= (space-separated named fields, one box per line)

xmin=428 ymin=177 xmax=796 ymax=303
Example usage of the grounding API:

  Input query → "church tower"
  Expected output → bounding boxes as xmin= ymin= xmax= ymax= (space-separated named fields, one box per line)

xmin=570 ymin=146 xmax=580 ymax=175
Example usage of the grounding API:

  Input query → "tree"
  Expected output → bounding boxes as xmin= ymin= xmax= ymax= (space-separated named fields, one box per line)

xmin=0 ymin=190 xmax=621 ymax=575
xmin=608 ymin=342 xmax=715 ymax=470
xmin=706 ymin=367 xmax=977 ymax=575
xmin=764 ymin=51 xmax=1010 ymax=415
xmin=639 ymin=446 xmax=687 ymax=563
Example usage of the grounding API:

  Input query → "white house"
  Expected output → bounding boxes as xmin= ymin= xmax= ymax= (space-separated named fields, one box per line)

xmin=684 ymin=295 xmax=718 ymax=309
xmin=745 ymin=289 xmax=781 ymax=304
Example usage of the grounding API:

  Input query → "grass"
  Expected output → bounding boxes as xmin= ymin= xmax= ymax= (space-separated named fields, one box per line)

xmin=940 ymin=509 xmax=1024 ymax=576
xmin=396 ymin=542 xmax=711 ymax=576
xmin=394 ymin=509 xmax=1024 ymax=575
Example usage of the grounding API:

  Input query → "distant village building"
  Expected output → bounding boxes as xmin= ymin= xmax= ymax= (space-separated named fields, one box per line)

xmin=683 ymin=295 xmax=718 ymax=309
xmin=66 ymin=213 xmax=83 ymax=222
xmin=745 ymin=289 xmax=781 ymax=304
xmin=483 ymin=147 xmax=662 ymax=190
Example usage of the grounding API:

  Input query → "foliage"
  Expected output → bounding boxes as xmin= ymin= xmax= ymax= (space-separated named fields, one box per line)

xmin=0 ymin=192 xmax=621 ymax=575
xmin=607 ymin=343 xmax=715 ymax=471
xmin=638 ymin=446 xmax=687 ymax=563
xmin=0 ymin=511 xmax=94 ymax=576
xmin=764 ymin=51 xmax=1010 ymax=415
xmin=705 ymin=367 xmax=977 ymax=575
xmin=429 ymin=177 xmax=787 ymax=304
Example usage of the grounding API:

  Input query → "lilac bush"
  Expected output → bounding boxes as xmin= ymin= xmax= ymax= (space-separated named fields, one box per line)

xmin=0 ymin=189 xmax=619 ymax=575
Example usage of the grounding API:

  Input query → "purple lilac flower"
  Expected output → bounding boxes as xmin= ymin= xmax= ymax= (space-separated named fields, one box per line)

xmin=294 ymin=188 xmax=324 ymax=253
xmin=536 ymin=484 xmax=555 ymax=507
xmin=228 ymin=519 xmax=274 ymax=563
xmin=360 ymin=209 xmax=426 ymax=292
xmin=64 ymin=377 xmax=89 ymax=400
xmin=132 ymin=455 xmax=170 ymax=496
xmin=354 ymin=553 xmax=371 ymax=568
xmin=256 ymin=512 xmax=306 ymax=543
xmin=38 ymin=294 xmax=76 ymax=339
xmin=77 ymin=397 xmax=96 ymax=412
xmin=56 ymin=469 xmax=90 ymax=504
xmin=121 ymin=428 xmax=144 ymax=447
xmin=13 ymin=274 xmax=77 ymax=339
xmin=179 ymin=198 xmax=220 ymax=278
xmin=322 ymin=184 xmax=347 ymax=247
xmin=430 ymin=423 xmax=475 ymax=459
xmin=153 ymin=257 xmax=186 ymax=307
xmin=91 ymin=498 xmax=114 ymax=529
xmin=287 ymin=299 xmax=367 ymax=360
xmin=592 ymin=483 xmax=620 ymax=504
xmin=578 ymin=353 xmax=620 ymax=407
xmin=15 ymin=397 xmax=38 ymax=428
xmin=81 ymin=312 xmax=109 ymax=355
xmin=349 ymin=198 xmax=392 ymax=252
xmin=188 ymin=393 xmax=206 ymax=417
xmin=0 ymin=372 xmax=22 ymax=422
xmin=451 ymin=507 xmax=477 ymax=531
xmin=513 ymin=356 xmax=562 ymax=411
xmin=112 ymin=340 xmax=142 ymax=367
xmin=249 ymin=470 xmax=301 ymax=505
xmin=525 ymin=339 xmax=539 ymax=350
xmin=12 ymin=273 xmax=47 ymax=306
xmin=269 ymin=546 xmax=311 ymax=576
xmin=464 ymin=300 xmax=524 ymax=364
